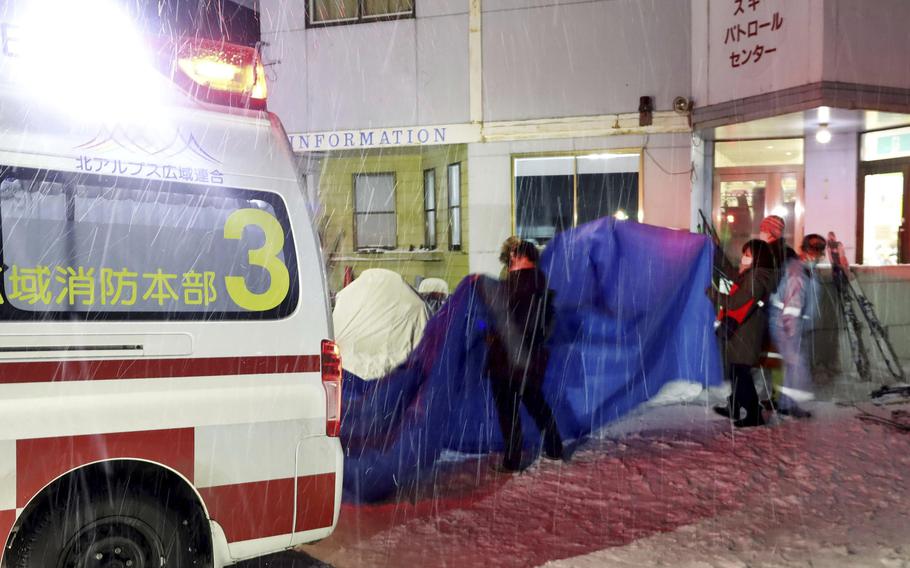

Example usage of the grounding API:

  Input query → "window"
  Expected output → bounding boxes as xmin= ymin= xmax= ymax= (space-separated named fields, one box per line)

xmin=512 ymin=152 xmax=640 ymax=246
xmin=0 ymin=166 xmax=298 ymax=320
xmin=354 ymin=173 xmax=397 ymax=250
xmin=862 ymin=126 xmax=910 ymax=162
xmin=858 ymin=160 xmax=910 ymax=265
xmin=423 ymin=169 xmax=436 ymax=249
xmin=309 ymin=0 xmax=414 ymax=26
xmin=447 ymin=163 xmax=461 ymax=251
xmin=858 ymin=127 xmax=910 ymax=264
xmin=713 ymin=139 xmax=805 ymax=260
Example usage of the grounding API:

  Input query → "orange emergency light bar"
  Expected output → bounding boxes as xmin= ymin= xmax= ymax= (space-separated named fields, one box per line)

xmin=169 ymin=37 xmax=267 ymax=111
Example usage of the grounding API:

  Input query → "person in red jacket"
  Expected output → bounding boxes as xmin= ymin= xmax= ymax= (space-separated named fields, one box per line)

xmin=715 ymin=239 xmax=779 ymax=427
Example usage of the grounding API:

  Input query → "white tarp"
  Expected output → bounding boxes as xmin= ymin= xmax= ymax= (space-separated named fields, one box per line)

xmin=333 ymin=268 xmax=429 ymax=380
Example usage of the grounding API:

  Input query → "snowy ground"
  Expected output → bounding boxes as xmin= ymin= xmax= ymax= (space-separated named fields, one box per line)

xmin=301 ymin=378 xmax=910 ymax=568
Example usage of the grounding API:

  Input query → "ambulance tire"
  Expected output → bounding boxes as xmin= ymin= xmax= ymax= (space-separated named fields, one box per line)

xmin=8 ymin=484 xmax=201 ymax=568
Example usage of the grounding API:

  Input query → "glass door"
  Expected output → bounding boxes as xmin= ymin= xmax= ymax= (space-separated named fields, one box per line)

xmin=860 ymin=170 xmax=907 ymax=265
xmin=717 ymin=176 xmax=766 ymax=261
xmin=713 ymin=169 xmax=804 ymax=260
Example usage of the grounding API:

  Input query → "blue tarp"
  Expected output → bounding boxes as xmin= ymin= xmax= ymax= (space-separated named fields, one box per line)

xmin=339 ymin=218 xmax=722 ymax=503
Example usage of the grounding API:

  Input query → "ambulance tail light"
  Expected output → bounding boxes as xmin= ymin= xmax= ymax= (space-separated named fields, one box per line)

xmin=172 ymin=38 xmax=267 ymax=111
xmin=321 ymin=340 xmax=343 ymax=437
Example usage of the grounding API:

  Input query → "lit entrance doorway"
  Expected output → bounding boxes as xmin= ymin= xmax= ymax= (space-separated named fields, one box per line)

xmin=858 ymin=126 xmax=910 ymax=265
xmin=859 ymin=164 xmax=908 ymax=265
xmin=712 ymin=140 xmax=804 ymax=260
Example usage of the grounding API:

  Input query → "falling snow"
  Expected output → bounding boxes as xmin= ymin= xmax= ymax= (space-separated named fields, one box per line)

xmin=3 ymin=1 xmax=910 ymax=567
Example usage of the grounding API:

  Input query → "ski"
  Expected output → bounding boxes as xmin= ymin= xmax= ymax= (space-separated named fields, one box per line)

xmin=698 ymin=209 xmax=735 ymax=289
xmin=828 ymin=232 xmax=906 ymax=388
xmin=843 ymin=272 xmax=906 ymax=382
xmin=871 ymin=384 xmax=910 ymax=398
xmin=826 ymin=232 xmax=871 ymax=382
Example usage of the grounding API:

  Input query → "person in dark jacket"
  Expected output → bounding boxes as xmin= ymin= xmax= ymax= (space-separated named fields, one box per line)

xmin=715 ymin=239 xmax=778 ymax=427
xmin=481 ymin=238 xmax=563 ymax=471
xmin=759 ymin=214 xmax=798 ymax=275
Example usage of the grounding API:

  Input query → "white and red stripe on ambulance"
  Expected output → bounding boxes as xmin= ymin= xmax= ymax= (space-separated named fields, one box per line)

xmin=0 ymin=354 xmax=337 ymax=547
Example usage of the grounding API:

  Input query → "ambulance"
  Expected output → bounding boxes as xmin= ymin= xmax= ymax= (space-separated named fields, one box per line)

xmin=0 ymin=1 xmax=342 ymax=566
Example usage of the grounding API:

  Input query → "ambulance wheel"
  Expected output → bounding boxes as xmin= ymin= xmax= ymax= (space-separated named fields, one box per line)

xmin=8 ymin=486 xmax=200 ymax=568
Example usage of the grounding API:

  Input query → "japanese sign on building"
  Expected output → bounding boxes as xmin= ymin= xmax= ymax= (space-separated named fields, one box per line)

xmin=704 ymin=0 xmax=813 ymax=105
xmin=723 ymin=0 xmax=785 ymax=69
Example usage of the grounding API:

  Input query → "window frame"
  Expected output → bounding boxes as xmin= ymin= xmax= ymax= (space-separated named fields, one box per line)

xmin=423 ymin=168 xmax=437 ymax=249
xmin=447 ymin=162 xmax=462 ymax=251
xmin=510 ymin=149 xmax=643 ymax=244
xmin=0 ymin=166 xmax=300 ymax=321
xmin=856 ymin=156 xmax=910 ymax=265
xmin=353 ymin=172 xmax=398 ymax=251
xmin=711 ymin=165 xmax=805 ymax=261
xmin=307 ymin=0 xmax=415 ymax=27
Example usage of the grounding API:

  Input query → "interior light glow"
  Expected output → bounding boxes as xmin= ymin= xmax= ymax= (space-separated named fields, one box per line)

xmin=816 ymin=124 xmax=832 ymax=144
xmin=578 ymin=153 xmax=630 ymax=160
xmin=817 ymin=106 xmax=831 ymax=123
xmin=614 ymin=209 xmax=629 ymax=221
xmin=726 ymin=214 xmax=736 ymax=224
xmin=771 ymin=205 xmax=789 ymax=218
xmin=517 ymin=156 xmax=573 ymax=161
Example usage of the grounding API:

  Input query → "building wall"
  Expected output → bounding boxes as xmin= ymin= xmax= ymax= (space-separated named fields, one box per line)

xmin=481 ymin=0 xmax=691 ymax=122
xmin=813 ymin=267 xmax=910 ymax=374
xmin=467 ymin=132 xmax=692 ymax=276
xmin=317 ymin=145 xmax=470 ymax=292
xmin=690 ymin=134 xmax=714 ymax=232
xmin=693 ymin=0 xmax=910 ymax=109
xmin=803 ymin=132 xmax=858 ymax=263
xmin=260 ymin=0 xmax=470 ymax=133
xmin=822 ymin=0 xmax=910 ymax=91
xmin=261 ymin=0 xmax=692 ymax=133
xmin=691 ymin=0 xmax=825 ymax=107
xmin=259 ymin=0 xmax=309 ymax=133
xmin=641 ymin=134 xmax=694 ymax=230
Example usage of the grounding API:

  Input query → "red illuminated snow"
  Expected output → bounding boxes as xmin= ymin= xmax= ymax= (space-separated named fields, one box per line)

xmin=305 ymin=403 xmax=910 ymax=568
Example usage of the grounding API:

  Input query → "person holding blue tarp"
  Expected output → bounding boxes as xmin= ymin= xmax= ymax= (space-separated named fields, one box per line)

xmin=338 ymin=219 xmax=721 ymax=502
xmin=479 ymin=238 xmax=563 ymax=472
xmin=714 ymin=239 xmax=778 ymax=427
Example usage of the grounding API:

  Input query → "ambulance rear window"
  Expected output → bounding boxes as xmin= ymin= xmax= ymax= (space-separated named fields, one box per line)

xmin=0 ymin=167 xmax=299 ymax=320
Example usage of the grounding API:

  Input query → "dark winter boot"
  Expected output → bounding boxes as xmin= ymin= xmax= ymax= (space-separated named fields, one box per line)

xmin=733 ymin=414 xmax=766 ymax=428
xmin=713 ymin=396 xmax=734 ymax=419
xmin=713 ymin=405 xmax=731 ymax=418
